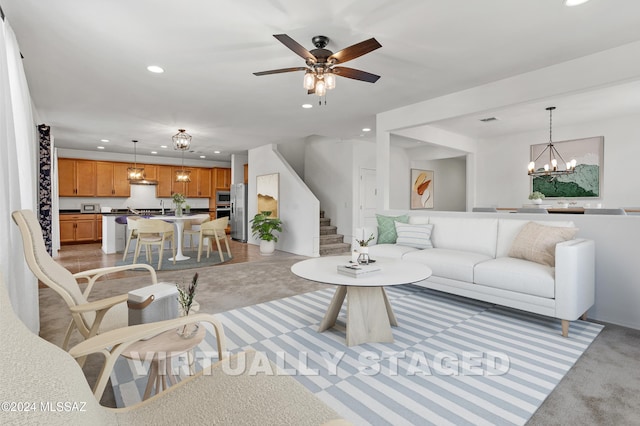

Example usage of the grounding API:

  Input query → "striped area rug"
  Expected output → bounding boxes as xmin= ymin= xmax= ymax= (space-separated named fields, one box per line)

xmin=110 ymin=285 xmax=603 ymax=425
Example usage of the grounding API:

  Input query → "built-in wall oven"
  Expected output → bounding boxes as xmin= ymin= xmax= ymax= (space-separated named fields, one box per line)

xmin=216 ymin=207 xmax=231 ymax=220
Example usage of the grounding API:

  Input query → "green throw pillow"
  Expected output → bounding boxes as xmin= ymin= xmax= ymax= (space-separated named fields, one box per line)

xmin=376 ymin=214 xmax=409 ymax=244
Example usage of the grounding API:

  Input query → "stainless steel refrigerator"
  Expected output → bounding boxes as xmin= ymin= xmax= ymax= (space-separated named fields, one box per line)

xmin=230 ymin=183 xmax=248 ymax=242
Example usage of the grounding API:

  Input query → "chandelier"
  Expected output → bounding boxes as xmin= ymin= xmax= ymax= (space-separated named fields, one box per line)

xmin=127 ymin=140 xmax=145 ymax=181
xmin=527 ymin=107 xmax=577 ymax=177
xmin=173 ymin=129 xmax=191 ymax=182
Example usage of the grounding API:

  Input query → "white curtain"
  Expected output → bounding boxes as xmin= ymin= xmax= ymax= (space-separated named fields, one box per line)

xmin=0 ymin=19 xmax=39 ymax=333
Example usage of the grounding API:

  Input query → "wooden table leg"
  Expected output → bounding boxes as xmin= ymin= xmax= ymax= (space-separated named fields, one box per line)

xmin=143 ymin=359 xmax=158 ymax=400
xmin=382 ymin=287 xmax=398 ymax=326
xmin=346 ymin=286 xmax=394 ymax=346
xmin=318 ymin=286 xmax=347 ymax=332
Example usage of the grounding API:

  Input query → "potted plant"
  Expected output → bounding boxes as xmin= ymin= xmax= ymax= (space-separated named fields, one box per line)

xmin=354 ymin=233 xmax=375 ymax=264
xmin=528 ymin=191 xmax=545 ymax=204
xmin=250 ymin=211 xmax=283 ymax=255
xmin=172 ymin=192 xmax=186 ymax=216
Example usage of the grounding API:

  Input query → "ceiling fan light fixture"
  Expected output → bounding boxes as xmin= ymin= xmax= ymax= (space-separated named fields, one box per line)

xmin=303 ymin=71 xmax=315 ymax=90
xmin=325 ymin=71 xmax=336 ymax=90
xmin=564 ymin=0 xmax=590 ymax=6
xmin=315 ymin=79 xmax=327 ymax=97
xmin=172 ymin=129 xmax=191 ymax=151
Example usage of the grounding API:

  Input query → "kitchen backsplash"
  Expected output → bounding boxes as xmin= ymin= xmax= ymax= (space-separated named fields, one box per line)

xmin=58 ymin=184 xmax=211 ymax=211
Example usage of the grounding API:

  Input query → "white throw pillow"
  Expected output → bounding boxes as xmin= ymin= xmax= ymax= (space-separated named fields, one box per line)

xmin=394 ymin=221 xmax=434 ymax=249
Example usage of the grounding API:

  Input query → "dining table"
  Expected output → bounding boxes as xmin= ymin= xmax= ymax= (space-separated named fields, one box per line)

xmin=149 ymin=213 xmax=209 ymax=261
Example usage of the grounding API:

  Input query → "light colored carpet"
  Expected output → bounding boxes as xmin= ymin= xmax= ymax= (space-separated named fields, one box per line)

xmin=38 ymin=254 xmax=640 ymax=423
xmin=111 ymin=284 xmax=603 ymax=425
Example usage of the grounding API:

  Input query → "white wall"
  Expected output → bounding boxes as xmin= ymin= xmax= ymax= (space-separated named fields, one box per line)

xmin=230 ymin=153 xmax=248 ymax=186
xmin=304 ymin=136 xmax=354 ymax=240
xmin=248 ymin=144 xmax=319 ymax=257
xmin=475 ymin=114 xmax=640 ymax=208
xmin=412 ymin=157 xmax=467 ymax=211
xmin=278 ymin=138 xmax=308 ymax=178
xmin=57 ymin=148 xmax=230 ymax=168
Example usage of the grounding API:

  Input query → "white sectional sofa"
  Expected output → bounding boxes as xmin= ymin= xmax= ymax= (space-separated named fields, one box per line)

xmin=357 ymin=214 xmax=595 ymax=337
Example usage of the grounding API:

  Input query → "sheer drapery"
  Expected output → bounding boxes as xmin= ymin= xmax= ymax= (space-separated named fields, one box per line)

xmin=0 ymin=19 xmax=39 ymax=333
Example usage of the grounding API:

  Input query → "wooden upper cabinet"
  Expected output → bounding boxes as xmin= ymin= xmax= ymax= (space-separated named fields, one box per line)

xmin=190 ymin=168 xmax=211 ymax=198
xmin=213 ymin=167 xmax=231 ymax=190
xmin=58 ymin=158 xmax=96 ymax=196
xmin=96 ymin=161 xmax=131 ymax=197
xmin=141 ymin=164 xmax=158 ymax=181
xmin=244 ymin=164 xmax=248 ymax=184
xmin=156 ymin=165 xmax=173 ymax=198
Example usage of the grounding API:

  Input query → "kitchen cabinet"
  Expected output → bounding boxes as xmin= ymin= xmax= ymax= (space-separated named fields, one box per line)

xmin=141 ymin=164 xmax=158 ymax=181
xmin=59 ymin=214 xmax=99 ymax=243
xmin=213 ymin=167 xmax=231 ymax=190
xmin=58 ymin=159 xmax=96 ymax=196
xmin=172 ymin=166 xmax=194 ymax=196
xmin=156 ymin=165 xmax=174 ymax=197
xmin=186 ymin=168 xmax=211 ymax=198
xmin=96 ymin=161 xmax=130 ymax=197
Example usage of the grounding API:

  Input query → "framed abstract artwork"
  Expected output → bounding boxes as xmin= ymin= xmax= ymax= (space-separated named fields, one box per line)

xmin=256 ymin=173 xmax=279 ymax=218
xmin=410 ymin=169 xmax=434 ymax=209
xmin=530 ymin=136 xmax=604 ymax=198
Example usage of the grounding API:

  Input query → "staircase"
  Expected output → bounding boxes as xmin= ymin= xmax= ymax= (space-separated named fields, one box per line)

xmin=319 ymin=211 xmax=351 ymax=256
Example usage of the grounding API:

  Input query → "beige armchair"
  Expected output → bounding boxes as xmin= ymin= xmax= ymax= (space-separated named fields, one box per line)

xmin=0 ymin=275 xmax=344 ymax=425
xmin=197 ymin=217 xmax=231 ymax=262
xmin=12 ymin=210 xmax=158 ymax=350
xmin=133 ymin=218 xmax=176 ymax=270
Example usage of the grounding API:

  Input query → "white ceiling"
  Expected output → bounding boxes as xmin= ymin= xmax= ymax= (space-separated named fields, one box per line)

xmin=4 ymin=0 xmax=640 ymax=162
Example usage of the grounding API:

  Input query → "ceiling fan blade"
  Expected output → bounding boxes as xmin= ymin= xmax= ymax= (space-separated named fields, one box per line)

xmin=328 ymin=38 xmax=382 ymax=64
xmin=273 ymin=34 xmax=316 ymax=62
xmin=333 ymin=66 xmax=380 ymax=83
xmin=253 ymin=67 xmax=308 ymax=76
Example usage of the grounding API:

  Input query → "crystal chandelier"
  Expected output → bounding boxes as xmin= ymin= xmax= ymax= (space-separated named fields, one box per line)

xmin=127 ymin=140 xmax=145 ymax=181
xmin=527 ymin=107 xmax=577 ymax=177
xmin=173 ymin=129 xmax=191 ymax=182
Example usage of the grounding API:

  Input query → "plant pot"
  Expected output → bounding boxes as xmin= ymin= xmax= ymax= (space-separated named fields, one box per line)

xmin=260 ymin=240 xmax=275 ymax=256
xmin=532 ymin=198 xmax=542 ymax=205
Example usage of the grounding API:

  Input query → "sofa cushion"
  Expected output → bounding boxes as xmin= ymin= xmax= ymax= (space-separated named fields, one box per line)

xmin=509 ymin=222 xmax=578 ymax=267
xmin=428 ymin=217 xmax=498 ymax=258
xmin=474 ymin=257 xmax=555 ymax=299
xmin=394 ymin=222 xmax=434 ymax=249
xmin=496 ymin=219 xmax=576 ymax=258
xmin=408 ymin=215 xmax=430 ymax=225
xmin=403 ymin=248 xmax=492 ymax=282
xmin=376 ymin=214 xmax=409 ymax=244
xmin=368 ymin=244 xmax=419 ymax=260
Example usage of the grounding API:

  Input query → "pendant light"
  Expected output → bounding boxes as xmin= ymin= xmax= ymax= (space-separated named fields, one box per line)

xmin=527 ymin=107 xmax=577 ymax=177
xmin=127 ymin=140 xmax=145 ymax=181
xmin=173 ymin=129 xmax=191 ymax=182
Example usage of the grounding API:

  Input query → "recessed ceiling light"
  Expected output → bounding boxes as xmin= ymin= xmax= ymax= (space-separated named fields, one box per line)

xmin=160 ymin=145 xmax=168 ymax=149
xmin=362 ymin=128 xmax=371 ymax=132
xmin=100 ymin=139 xmax=109 ymax=143
xmin=151 ymin=151 xmax=157 ymax=154
xmin=200 ymin=155 xmax=206 ymax=158
xmin=564 ymin=0 xmax=590 ymax=6
xmin=97 ymin=146 xmax=105 ymax=150
xmin=302 ymin=104 xmax=313 ymax=109
xmin=147 ymin=65 xmax=164 ymax=73
xmin=214 ymin=150 xmax=221 ymax=154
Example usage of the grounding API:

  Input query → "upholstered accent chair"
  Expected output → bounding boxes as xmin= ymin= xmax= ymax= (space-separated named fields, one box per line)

xmin=133 ymin=218 xmax=176 ymax=270
xmin=0 ymin=275 xmax=344 ymax=425
xmin=197 ymin=217 xmax=231 ymax=262
xmin=11 ymin=209 xmax=158 ymax=350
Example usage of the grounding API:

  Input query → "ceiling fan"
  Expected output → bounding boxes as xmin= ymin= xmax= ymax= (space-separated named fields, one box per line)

xmin=253 ymin=34 xmax=382 ymax=99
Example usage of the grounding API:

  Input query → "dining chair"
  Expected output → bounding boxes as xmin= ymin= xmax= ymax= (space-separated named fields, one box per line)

xmin=583 ymin=208 xmax=627 ymax=215
xmin=0 ymin=275 xmax=343 ymax=425
xmin=133 ymin=218 xmax=176 ymax=270
xmin=197 ymin=217 xmax=231 ymax=262
xmin=182 ymin=216 xmax=211 ymax=251
xmin=122 ymin=215 xmax=142 ymax=261
xmin=11 ymin=209 xmax=158 ymax=350
xmin=472 ymin=207 xmax=498 ymax=212
xmin=516 ymin=208 xmax=549 ymax=214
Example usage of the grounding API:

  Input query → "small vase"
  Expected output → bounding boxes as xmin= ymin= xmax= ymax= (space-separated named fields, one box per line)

xmin=532 ymin=198 xmax=542 ymax=205
xmin=357 ymin=246 xmax=370 ymax=264
xmin=175 ymin=205 xmax=183 ymax=216
xmin=177 ymin=305 xmax=199 ymax=338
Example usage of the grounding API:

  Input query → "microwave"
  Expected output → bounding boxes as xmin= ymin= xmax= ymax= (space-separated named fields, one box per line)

xmin=216 ymin=191 xmax=231 ymax=205
xmin=80 ymin=203 xmax=101 ymax=213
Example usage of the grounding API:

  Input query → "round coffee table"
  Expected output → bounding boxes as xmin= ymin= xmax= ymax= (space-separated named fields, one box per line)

xmin=291 ymin=256 xmax=432 ymax=346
